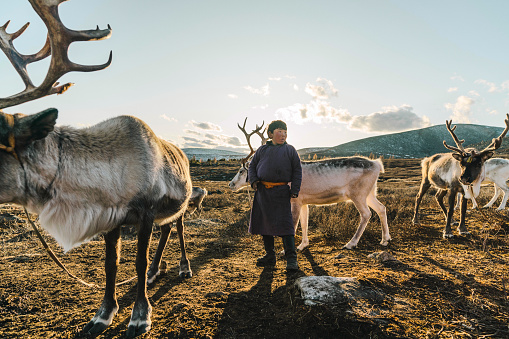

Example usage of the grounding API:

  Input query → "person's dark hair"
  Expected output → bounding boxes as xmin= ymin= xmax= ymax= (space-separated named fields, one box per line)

xmin=267 ymin=120 xmax=287 ymax=134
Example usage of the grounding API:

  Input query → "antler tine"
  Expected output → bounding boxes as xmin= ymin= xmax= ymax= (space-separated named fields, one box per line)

xmin=238 ymin=118 xmax=257 ymax=164
xmin=254 ymin=121 xmax=268 ymax=146
xmin=443 ymin=120 xmax=466 ymax=154
xmin=481 ymin=113 xmax=509 ymax=153
xmin=0 ymin=0 xmax=113 ymax=109
xmin=0 ymin=21 xmax=51 ymax=91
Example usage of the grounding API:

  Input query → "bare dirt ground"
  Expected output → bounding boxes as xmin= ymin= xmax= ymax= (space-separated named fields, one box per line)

xmin=1 ymin=159 xmax=509 ymax=338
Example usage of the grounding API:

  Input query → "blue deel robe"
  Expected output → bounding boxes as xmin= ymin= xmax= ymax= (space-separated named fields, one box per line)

xmin=248 ymin=141 xmax=302 ymax=236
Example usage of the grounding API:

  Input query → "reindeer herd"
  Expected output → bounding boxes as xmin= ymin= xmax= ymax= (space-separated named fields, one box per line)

xmin=1 ymin=0 xmax=509 ymax=338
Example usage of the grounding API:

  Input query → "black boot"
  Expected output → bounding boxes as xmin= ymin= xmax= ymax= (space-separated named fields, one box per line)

xmin=282 ymin=235 xmax=299 ymax=271
xmin=256 ymin=235 xmax=276 ymax=266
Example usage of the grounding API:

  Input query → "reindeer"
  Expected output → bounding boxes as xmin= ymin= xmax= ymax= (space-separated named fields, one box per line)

xmin=229 ymin=118 xmax=390 ymax=250
xmin=412 ymin=115 xmax=509 ymax=238
xmin=454 ymin=157 xmax=509 ymax=211
xmin=1 ymin=1 xmax=192 ymax=337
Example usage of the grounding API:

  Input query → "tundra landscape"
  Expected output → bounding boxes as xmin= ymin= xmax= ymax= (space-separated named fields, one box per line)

xmin=1 ymin=157 xmax=509 ymax=338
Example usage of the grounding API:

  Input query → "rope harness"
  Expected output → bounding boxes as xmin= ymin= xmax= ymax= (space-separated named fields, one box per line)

xmin=0 ymin=114 xmax=18 ymax=161
xmin=0 ymin=113 xmax=135 ymax=289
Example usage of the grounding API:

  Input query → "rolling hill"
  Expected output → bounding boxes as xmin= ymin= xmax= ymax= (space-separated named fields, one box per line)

xmin=183 ymin=123 xmax=509 ymax=161
xmin=298 ymin=123 xmax=508 ymax=159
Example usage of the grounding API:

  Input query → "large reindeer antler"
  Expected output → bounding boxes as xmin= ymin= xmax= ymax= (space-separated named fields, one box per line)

xmin=480 ymin=113 xmax=509 ymax=153
xmin=238 ymin=117 xmax=265 ymax=165
xmin=0 ymin=0 xmax=112 ymax=109
xmin=254 ymin=123 xmax=268 ymax=146
xmin=443 ymin=120 xmax=467 ymax=155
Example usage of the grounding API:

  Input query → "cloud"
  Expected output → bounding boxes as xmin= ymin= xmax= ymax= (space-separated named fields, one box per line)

xmin=450 ymin=75 xmax=465 ymax=82
xmin=448 ymin=87 xmax=458 ymax=93
xmin=203 ymin=133 xmax=243 ymax=147
xmin=268 ymin=77 xmax=281 ymax=81
xmin=292 ymin=84 xmax=299 ymax=91
xmin=228 ymin=94 xmax=238 ymax=99
xmin=244 ymin=83 xmax=270 ymax=96
xmin=161 ymin=114 xmax=177 ymax=122
xmin=468 ymin=90 xmax=480 ymax=97
xmin=501 ymin=80 xmax=509 ymax=92
xmin=444 ymin=95 xmax=475 ymax=123
xmin=182 ymin=136 xmax=202 ymax=143
xmin=348 ymin=105 xmax=431 ymax=133
xmin=190 ymin=120 xmax=222 ymax=131
xmin=181 ymin=132 xmax=244 ymax=149
xmin=475 ymin=79 xmax=498 ymax=92
xmin=276 ymin=100 xmax=352 ymax=125
xmin=184 ymin=129 xmax=202 ymax=136
xmin=278 ymin=78 xmax=429 ymax=134
xmin=304 ymin=78 xmax=338 ymax=99
xmin=251 ymin=104 xmax=268 ymax=110
xmin=182 ymin=142 xmax=204 ymax=148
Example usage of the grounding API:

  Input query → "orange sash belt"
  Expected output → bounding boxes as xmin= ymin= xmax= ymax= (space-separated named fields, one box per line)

xmin=260 ymin=181 xmax=288 ymax=189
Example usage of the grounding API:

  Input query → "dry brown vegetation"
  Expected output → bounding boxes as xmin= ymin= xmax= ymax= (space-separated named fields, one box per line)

xmin=1 ymin=159 xmax=509 ymax=338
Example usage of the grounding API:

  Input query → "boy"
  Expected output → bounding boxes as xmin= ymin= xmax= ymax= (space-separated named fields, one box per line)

xmin=248 ymin=120 xmax=302 ymax=271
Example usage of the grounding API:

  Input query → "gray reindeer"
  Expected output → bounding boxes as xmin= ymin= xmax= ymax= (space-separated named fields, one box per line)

xmin=1 ymin=0 xmax=192 ymax=337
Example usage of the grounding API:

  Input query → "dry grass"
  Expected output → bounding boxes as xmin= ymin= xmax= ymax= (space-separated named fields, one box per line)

xmin=1 ymin=160 xmax=509 ymax=338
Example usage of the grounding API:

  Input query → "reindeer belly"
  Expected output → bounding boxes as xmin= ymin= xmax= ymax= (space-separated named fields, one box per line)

xmin=303 ymin=189 xmax=349 ymax=205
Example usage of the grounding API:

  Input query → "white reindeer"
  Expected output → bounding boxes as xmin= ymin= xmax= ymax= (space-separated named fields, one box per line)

xmin=455 ymin=157 xmax=509 ymax=210
xmin=1 ymin=1 xmax=193 ymax=337
xmin=228 ymin=119 xmax=390 ymax=250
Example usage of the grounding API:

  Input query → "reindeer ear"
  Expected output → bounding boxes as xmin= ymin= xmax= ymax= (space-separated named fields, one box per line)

xmin=15 ymin=108 xmax=58 ymax=147
xmin=451 ymin=153 xmax=463 ymax=162
xmin=481 ymin=150 xmax=494 ymax=161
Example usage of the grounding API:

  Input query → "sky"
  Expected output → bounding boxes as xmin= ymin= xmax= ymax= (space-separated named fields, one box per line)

xmin=1 ymin=0 xmax=509 ymax=152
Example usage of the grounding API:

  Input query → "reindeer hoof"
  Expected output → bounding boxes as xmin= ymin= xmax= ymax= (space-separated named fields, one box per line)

xmin=179 ymin=271 xmax=192 ymax=279
xmin=147 ymin=270 xmax=160 ymax=285
xmin=343 ymin=244 xmax=357 ymax=250
xmin=126 ymin=322 xmax=151 ymax=338
xmin=380 ymin=239 xmax=391 ymax=246
xmin=83 ymin=321 xmax=108 ymax=335
xmin=179 ymin=259 xmax=192 ymax=279
xmin=458 ymin=230 xmax=471 ymax=236
xmin=443 ymin=233 xmax=454 ymax=239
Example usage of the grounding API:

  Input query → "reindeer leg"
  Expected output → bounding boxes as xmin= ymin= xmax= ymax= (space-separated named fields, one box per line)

xmin=435 ymin=189 xmax=448 ymax=218
xmin=458 ymin=194 xmax=470 ymax=235
xmin=484 ymin=183 xmax=500 ymax=208
xmin=126 ymin=213 xmax=154 ymax=338
xmin=147 ymin=223 xmax=172 ymax=285
xmin=344 ymin=198 xmax=371 ymax=249
xmin=176 ymin=214 xmax=192 ymax=278
xmin=367 ymin=191 xmax=390 ymax=246
xmin=443 ymin=190 xmax=456 ymax=238
xmin=83 ymin=226 xmax=121 ymax=335
xmin=413 ymin=181 xmax=431 ymax=225
xmin=297 ymin=205 xmax=309 ymax=251
xmin=497 ymin=183 xmax=509 ymax=210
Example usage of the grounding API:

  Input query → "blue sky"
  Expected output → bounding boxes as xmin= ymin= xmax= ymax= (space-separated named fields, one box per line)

xmin=1 ymin=0 xmax=509 ymax=152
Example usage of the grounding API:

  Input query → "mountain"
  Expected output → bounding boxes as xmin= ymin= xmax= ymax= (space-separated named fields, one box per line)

xmin=182 ymin=148 xmax=247 ymax=161
xmin=298 ymin=124 xmax=507 ymax=159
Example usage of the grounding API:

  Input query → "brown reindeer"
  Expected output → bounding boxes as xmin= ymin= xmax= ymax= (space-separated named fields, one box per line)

xmin=1 ymin=1 xmax=192 ymax=337
xmin=412 ymin=114 xmax=509 ymax=238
